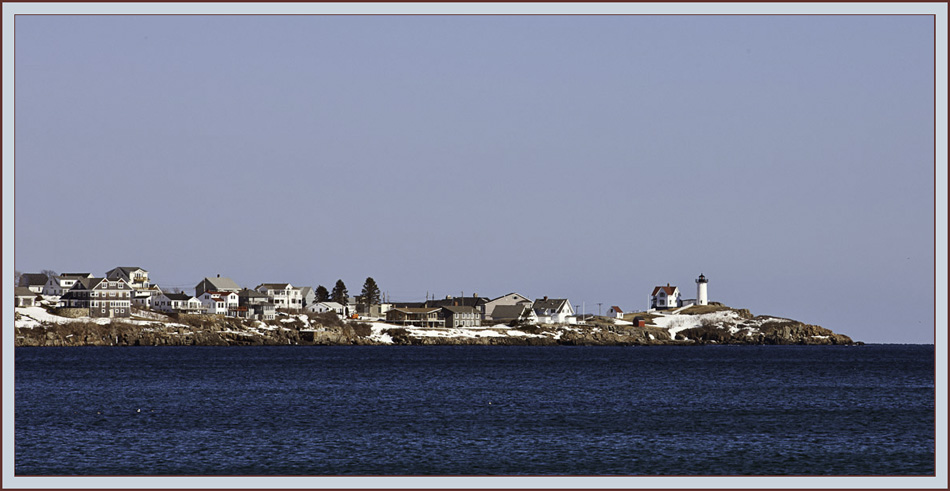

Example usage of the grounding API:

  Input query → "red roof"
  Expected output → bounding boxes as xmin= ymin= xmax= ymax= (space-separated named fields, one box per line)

xmin=651 ymin=286 xmax=678 ymax=296
xmin=610 ymin=306 xmax=623 ymax=313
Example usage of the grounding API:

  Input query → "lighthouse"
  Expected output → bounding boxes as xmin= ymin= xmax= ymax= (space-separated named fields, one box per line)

xmin=695 ymin=274 xmax=708 ymax=306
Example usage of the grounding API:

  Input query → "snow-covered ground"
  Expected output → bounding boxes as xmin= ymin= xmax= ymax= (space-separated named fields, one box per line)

xmin=649 ymin=309 xmax=791 ymax=340
xmin=365 ymin=322 xmax=552 ymax=344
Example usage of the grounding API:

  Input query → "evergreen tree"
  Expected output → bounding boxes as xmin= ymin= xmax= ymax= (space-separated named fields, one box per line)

xmin=315 ymin=285 xmax=329 ymax=302
xmin=360 ymin=277 xmax=381 ymax=308
xmin=331 ymin=279 xmax=348 ymax=304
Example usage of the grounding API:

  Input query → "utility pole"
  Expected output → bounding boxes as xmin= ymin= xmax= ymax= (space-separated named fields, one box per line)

xmin=597 ymin=303 xmax=603 ymax=316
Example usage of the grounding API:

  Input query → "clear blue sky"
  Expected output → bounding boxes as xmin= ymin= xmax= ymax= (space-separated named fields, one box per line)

xmin=12 ymin=14 xmax=937 ymax=343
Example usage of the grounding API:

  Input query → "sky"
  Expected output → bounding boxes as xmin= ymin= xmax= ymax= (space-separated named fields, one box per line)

xmin=9 ymin=12 xmax=940 ymax=343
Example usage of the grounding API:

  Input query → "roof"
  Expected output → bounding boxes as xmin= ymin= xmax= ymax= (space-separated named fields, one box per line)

xmin=610 ymin=306 xmax=623 ymax=313
xmin=257 ymin=283 xmax=292 ymax=290
xmin=426 ymin=297 xmax=489 ymax=308
xmin=316 ymin=301 xmax=343 ymax=309
xmin=60 ymin=273 xmax=93 ymax=279
xmin=488 ymin=292 xmax=529 ymax=303
xmin=490 ymin=304 xmax=533 ymax=319
xmin=200 ymin=277 xmax=241 ymax=291
xmin=441 ymin=305 xmax=478 ymax=314
xmin=14 ymin=287 xmax=38 ymax=297
xmin=164 ymin=292 xmax=194 ymax=301
xmin=106 ymin=266 xmax=146 ymax=276
xmin=392 ymin=307 xmax=440 ymax=314
xmin=18 ymin=273 xmax=49 ymax=286
xmin=651 ymin=286 xmax=679 ymax=296
xmin=533 ymin=298 xmax=569 ymax=311
xmin=238 ymin=288 xmax=269 ymax=298
xmin=72 ymin=277 xmax=106 ymax=290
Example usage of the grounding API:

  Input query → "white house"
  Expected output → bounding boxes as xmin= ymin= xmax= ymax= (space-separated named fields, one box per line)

xmin=198 ymin=291 xmax=240 ymax=315
xmin=650 ymin=284 xmax=682 ymax=310
xmin=256 ymin=283 xmax=304 ymax=310
xmin=131 ymin=285 xmax=163 ymax=308
xmin=18 ymin=273 xmax=49 ymax=294
xmin=43 ymin=273 xmax=94 ymax=297
xmin=483 ymin=292 xmax=532 ymax=320
xmin=533 ymin=297 xmax=576 ymax=324
xmin=307 ymin=301 xmax=345 ymax=315
xmin=152 ymin=292 xmax=203 ymax=314
xmin=105 ymin=266 xmax=150 ymax=289
xmin=607 ymin=306 xmax=624 ymax=319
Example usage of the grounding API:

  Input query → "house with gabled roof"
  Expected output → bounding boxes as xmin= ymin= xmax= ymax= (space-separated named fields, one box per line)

xmin=308 ymin=301 xmax=345 ymax=315
xmin=197 ymin=291 xmax=240 ymax=315
xmin=440 ymin=305 xmax=481 ymax=328
xmin=607 ymin=306 xmax=624 ymax=319
xmin=18 ymin=273 xmax=49 ymax=294
xmin=489 ymin=304 xmax=538 ymax=325
xmin=195 ymin=276 xmax=242 ymax=297
xmin=61 ymin=277 xmax=133 ymax=318
xmin=152 ymin=291 xmax=203 ymax=314
xmin=238 ymin=288 xmax=276 ymax=320
xmin=483 ymin=292 xmax=532 ymax=321
xmin=15 ymin=287 xmax=39 ymax=307
xmin=650 ymin=284 xmax=681 ymax=310
xmin=256 ymin=283 xmax=304 ymax=310
xmin=43 ymin=273 xmax=94 ymax=297
xmin=532 ymin=297 xmax=576 ymax=324
xmin=386 ymin=307 xmax=441 ymax=327
xmin=105 ymin=267 xmax=150 ymax=289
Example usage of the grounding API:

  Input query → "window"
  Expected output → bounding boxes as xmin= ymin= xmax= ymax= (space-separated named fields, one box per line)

xmin=110 ymin=292 xmax=116 ymax=297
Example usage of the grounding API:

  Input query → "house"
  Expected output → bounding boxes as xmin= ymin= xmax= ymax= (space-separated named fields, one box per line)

xmin=369 ymin=303 xmax=393 ymax=319
xmin=195 ymin=276 xmax=242 ymax=297
xmin=440 ymin=305 xmax=481 ymax=328
xmin=532 ymin=297 xmax=576 ymax=324
xmin=15 ymin=287 xmax=39 ymax=307
xmin=43 ymin=273 xmax=94 ymax=297
xmin=131 ymin=284 xmax=163 ymax=308
xmin=386 ymin=307 xmax=441 ymax=327
xmin=650 ymin=284 xmax=681 ymax=310
xmin=197 ymin=291 xmax=240 ymax=315
xmin=105 ymin=267 xmax=150 ymax=289
xmin=18 ymin=273 xmax=49 ymax=294
xmin=238 ymin=288 xmax=276 ymax=320
xmin=61 ymin=277 xmax=133 ymax=318
xmin=483 ymin=292 xmax=532 ymax=320
xmin=299 ymin=286 xmax=315 ymax=309
xmin=489 ymin=304 xmax=538 ymax=325
xmin=607 ymin=306 xmax=624 ymax=319
xmin=307 ymin=301 xmax=345 ymax=315
xmin=255 ymin=283 xmax=304 ymax=310
xmin=152 ymin=291 xmax=203 ymax=314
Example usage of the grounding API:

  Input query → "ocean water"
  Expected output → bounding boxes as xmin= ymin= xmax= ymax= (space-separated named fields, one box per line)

xmin=14 ymin=345 xmax=934 ymax=476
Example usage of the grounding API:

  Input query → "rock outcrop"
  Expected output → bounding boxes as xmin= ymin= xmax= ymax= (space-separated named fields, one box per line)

xmin=14 ymin=306 xmax=859 ymax=347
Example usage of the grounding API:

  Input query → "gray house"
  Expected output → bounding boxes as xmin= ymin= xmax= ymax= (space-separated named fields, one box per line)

xmin=196 ymin=276 xmax=242 ymax=297
xmin=15 ymin=287 xmax=39 ymax=307
xmin=238 ymin=288 xmax=276 ymax=320
xmin=440 ymin=305 xmax=481 ymax=328
xmin=18 ymin=273 xmax=49 ymax=293
xmin=61 ymin=277 xmax=133 ymax=318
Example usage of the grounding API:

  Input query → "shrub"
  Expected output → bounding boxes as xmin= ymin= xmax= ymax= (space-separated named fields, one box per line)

xmin=351 ymin=322 xmax=372 ymax=337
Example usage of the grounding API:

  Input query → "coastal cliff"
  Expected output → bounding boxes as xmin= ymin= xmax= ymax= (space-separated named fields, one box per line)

xmin=14 ymin=304 xmax=858 ymax=347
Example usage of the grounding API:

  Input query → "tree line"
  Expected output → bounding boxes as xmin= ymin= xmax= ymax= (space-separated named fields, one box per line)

xmin=315 ymin=277 xmax=381 ymax=310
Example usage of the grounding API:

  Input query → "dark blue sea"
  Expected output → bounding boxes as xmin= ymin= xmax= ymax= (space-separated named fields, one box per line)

xmin=14 ymin=345 xmax=935 ymax=476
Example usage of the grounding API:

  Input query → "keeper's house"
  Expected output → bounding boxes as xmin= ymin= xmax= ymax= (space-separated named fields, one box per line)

xmin=650 ymin=284 xmax=682 ymax=310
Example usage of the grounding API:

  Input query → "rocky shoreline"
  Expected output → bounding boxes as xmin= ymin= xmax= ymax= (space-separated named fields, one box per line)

xmin=14 ymin=306 xmax=859 ymax=347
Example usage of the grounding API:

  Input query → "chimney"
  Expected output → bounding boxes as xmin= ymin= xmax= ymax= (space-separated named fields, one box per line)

xmin=217 ymin=274 xmax=221 ymax=278
xmin=473 ymin=293 xmax=478 ymax=298
xmin=543 ymin=296 xmax=548 ymax=301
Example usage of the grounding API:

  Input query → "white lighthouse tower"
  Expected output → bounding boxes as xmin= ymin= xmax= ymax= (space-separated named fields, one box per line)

xmin=695 ymin=274 xmax=708 ymax=306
